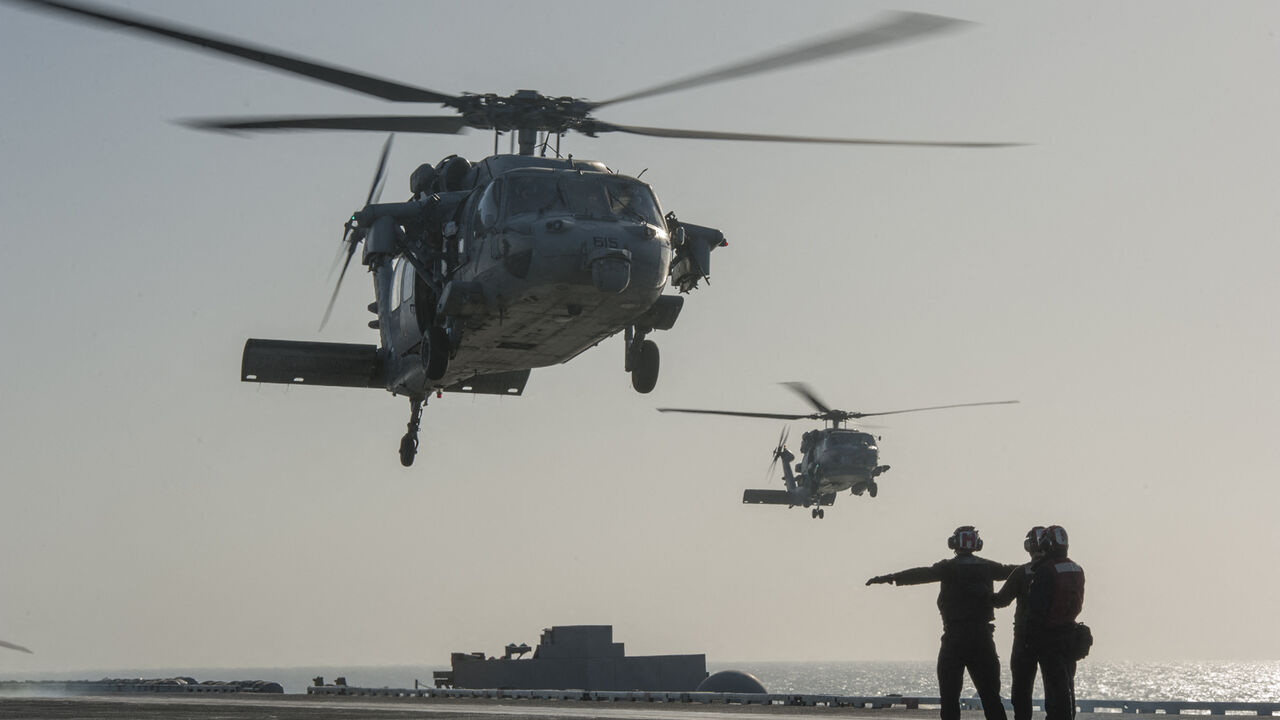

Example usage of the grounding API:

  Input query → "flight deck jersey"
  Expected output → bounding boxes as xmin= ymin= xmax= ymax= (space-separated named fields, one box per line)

xmin=892 ymin=555 xmax=1018 ymax=629
xmin=1028 ymin=556 xmax=1085 ymax=632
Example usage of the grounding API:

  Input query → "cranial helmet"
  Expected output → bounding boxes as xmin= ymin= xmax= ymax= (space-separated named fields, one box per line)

xmin=1039 ymin=525 xmax=1069 ymax=554
xmin=948 ymin=525 xmax=983 ymax=553
xmin=1024 ymin=526 xmax=1046 ymax=554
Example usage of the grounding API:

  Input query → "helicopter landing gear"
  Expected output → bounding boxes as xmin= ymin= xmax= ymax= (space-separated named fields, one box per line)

xmin=624 ymin=326 xmax=660 ymax=394
xmin=631 ymin=340 xmax=659 ymax=393
xmin=868 ymin=481 xmax=878 ymax=498
xmin=400 ymin=397 xmax=424 ymax=467
xmin=811 ymin=508 xmax=825 ymax=519
xmin=423 ymin=326 xmax=450 ymax=381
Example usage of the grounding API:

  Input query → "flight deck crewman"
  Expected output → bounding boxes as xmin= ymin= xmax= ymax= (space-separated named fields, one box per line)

xmin=1026 ymin=525 xmax=1085 ymax=720
xmin=867 ymin=526 xmax=1018 ymax=720
xmin=993 ymin=526 xmax=1046 ymax=720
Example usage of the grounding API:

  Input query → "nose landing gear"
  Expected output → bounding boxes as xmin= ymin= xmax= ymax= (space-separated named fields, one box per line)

xmin=810 ymin=508 xmax=825 ymax=519
xmin=624 ymin=325 xmax=660 ymax=394
xmin=400 ymin=396 xmax=424 ymax=467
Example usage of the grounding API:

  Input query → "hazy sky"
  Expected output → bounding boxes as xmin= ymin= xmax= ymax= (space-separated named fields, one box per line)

xmin=2 ymin=1 xmax=1278 ymax=675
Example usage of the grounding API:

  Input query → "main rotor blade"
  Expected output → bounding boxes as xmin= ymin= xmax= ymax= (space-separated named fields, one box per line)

xmin=781 ymin=382 xmax=833 ymax=415
xmin=591 ymin=11 xmax=967 ymax=110
xmin=180 ymin=115 xmax=470 ymax=134
xmin=657 ymin=408 xmax=810 ymax=421
xmin=590 ymin=122 xmax=1021 ymax=148
xmin=0 ymin=639 xmax=33 ymax=654
xmin=855 ymin=400 xmax=1020 ymax=419
xmin=10 ymin=0 xmax=461 ymax=105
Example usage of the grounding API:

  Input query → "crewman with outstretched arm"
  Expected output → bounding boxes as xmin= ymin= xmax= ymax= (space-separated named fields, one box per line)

xmin=867 ymin=526 xmax=1019 ymax=720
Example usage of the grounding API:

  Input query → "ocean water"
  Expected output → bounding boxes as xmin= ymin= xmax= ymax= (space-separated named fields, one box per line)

xmin=4 ymin=660 xmax=1278 ymax=701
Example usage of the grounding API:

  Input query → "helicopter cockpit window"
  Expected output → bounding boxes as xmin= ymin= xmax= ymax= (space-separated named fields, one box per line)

xmin=475 ymin=181 xmax=501 ymax=232
xmin=601 ymin=177 xmax=662 ymax=226
xmin=505 ymin=174 xmax=560 ymax=218
xmin=502 ymin=173 xmax=662 ymax=226
xmin=391 ymin=259 xmax=406 ymax=309
xmin=830 ymin=433 xmax=876 ymax=448
xmin=398 ymin=260 xmax=415 ymax=307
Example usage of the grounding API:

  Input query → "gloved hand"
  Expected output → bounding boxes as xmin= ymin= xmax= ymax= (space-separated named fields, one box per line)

xmin=865 ymin=575 xmax=893 ymax=586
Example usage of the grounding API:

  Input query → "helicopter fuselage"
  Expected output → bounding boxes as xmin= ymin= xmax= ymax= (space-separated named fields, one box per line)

xmin=793 ymin=428 xmax=883 ymax=498
xmin=376 ymin=158 xmax=685 ymax=397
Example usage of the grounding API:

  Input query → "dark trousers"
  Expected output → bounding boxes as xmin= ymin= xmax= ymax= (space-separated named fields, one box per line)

xmin=1009 ymin=636 xmax=1038 ymax=720
xmin=937 ymin=624 xmax=1008 ymax=720
xmin=1032 ymin=631 xmax=1077 ymax=720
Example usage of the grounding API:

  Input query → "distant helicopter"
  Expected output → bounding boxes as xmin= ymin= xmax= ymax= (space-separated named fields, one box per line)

xmin=659 ymin=383 xmax=1018 ymax=518
xmin=10 ymin=1 xmax=1020 ymax=467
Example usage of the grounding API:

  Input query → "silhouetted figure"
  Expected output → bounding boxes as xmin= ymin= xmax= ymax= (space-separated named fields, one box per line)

xmin=1027 ymin=525 xmax=1085 ymax=720
xmin=993 ymin=526 xmax=1046 ymax=720
xmin=867 ymin=526 xmax=1018 ymax=720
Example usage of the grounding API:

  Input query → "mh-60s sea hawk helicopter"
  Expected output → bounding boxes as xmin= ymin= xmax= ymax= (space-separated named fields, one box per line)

xmin=9 ymin=1 xmax=1020 ymax=467
xmin=660 ymin=383 xmax=1018 ymax=518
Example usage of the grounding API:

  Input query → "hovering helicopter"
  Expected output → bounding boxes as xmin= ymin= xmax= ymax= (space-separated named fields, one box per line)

xmin=10 ymin=1 xmax=1020 ymax=467
xmin=659 ymin=383 xmax=1018 ymax=519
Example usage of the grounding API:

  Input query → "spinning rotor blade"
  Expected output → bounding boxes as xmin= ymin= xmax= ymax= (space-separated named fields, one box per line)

xmin=9 ymin=0 xmax=461 ymax=105
xmin=657 ymin=408 xmax=810 ymax=421
xmin=320 ymin=135 xmax=394 ymax=331
xmin=591 ymin=122 xmax=1020 ymax=148
xmin=766 ymin=426 xmax=790 ymax=482
xmin=0 ymin=639 xmax=33 ymax=654
xmin=591 ymin=12 xmax=966 ymax=110
xmin=366 ymin=134 xmax=394 ymax=205
xmin=781 ymin=382 xmax=833 ymax=415
xmin=320 ymin=243 xmax=358 ymax=331
xmin=180 ymin=115 xmax=470 ymax=135
xmin=855 ymin=400 xmax=1020 ymax=419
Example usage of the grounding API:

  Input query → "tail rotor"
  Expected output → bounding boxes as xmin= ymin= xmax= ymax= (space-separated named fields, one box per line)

xmin=767 ymin=426 xmax=790 ymax=482
xmin=320 ymin=134 xmax=394 ymax=330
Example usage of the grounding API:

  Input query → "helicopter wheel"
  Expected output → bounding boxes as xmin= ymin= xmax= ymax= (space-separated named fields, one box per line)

xmin=630 ymin=339 xmax=659 ymax=394
xmin=868 ymin=482 xmax=878 ymax=498
xmin=399 ymin=433 xmax=418 ymax=467
xmin=423 ymin=326 xmax=450 ymax=381
xmin=400 ymin=397 xmax=423 ymax=467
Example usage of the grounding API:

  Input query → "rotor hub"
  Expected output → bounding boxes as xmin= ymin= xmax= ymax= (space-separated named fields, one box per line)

xmin=453 ymin=90 xmax=595 ymax=135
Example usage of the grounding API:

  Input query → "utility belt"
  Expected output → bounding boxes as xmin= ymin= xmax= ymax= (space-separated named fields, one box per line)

xmin=941 ymin=622 xmax=995 ymax=640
